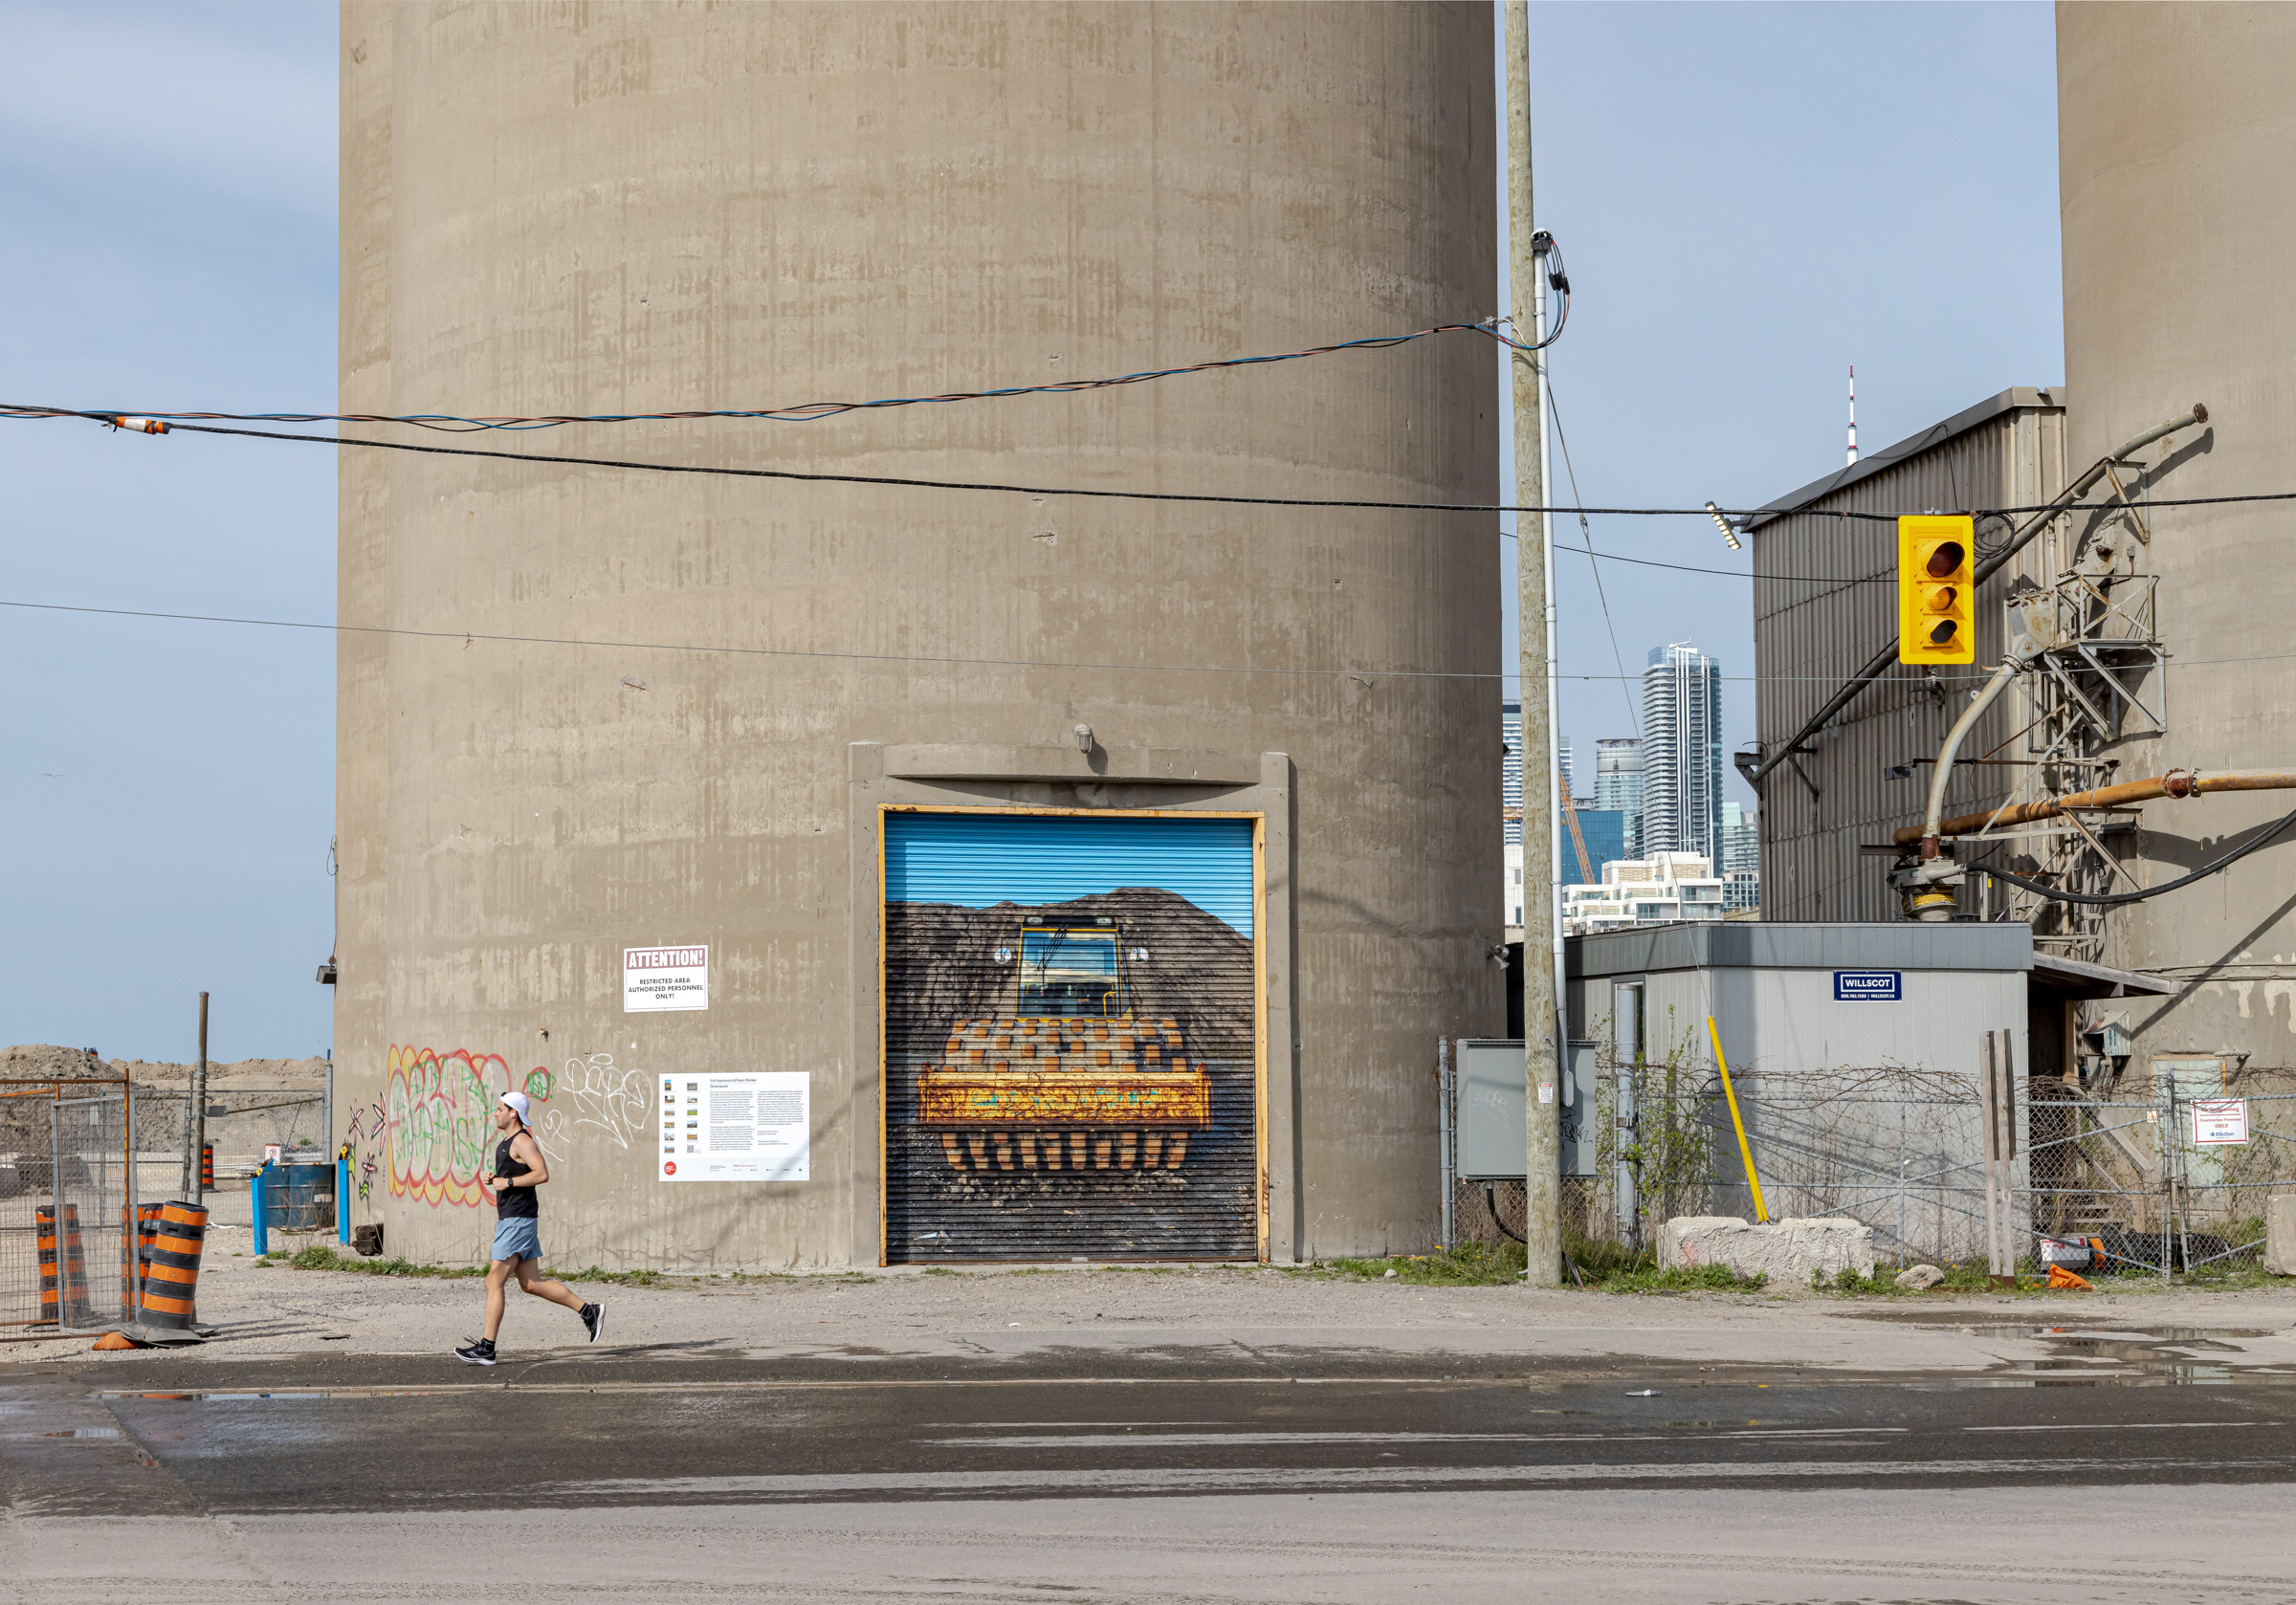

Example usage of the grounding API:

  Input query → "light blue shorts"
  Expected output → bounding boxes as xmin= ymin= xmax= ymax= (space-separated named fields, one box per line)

xmin=492 ymin=1218 xmax=541 ymax=1264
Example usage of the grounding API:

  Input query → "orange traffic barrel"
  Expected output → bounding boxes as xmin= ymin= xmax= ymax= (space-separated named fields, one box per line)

xmin=34 ymin=1205 xmax=92 ymax=1329
xmin=133 ymin=1200 xmax=209 ymax=1333
xmin=58 ymin=1204 xmax=91 ymax=1326
xmin=35 ymin=1205 xmax=59 ymax=1324
xmin=123 ymin=1202 xmax=162 ymax=1316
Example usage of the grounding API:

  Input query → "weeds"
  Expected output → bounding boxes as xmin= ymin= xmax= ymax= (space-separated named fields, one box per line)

xmin=1597 ymin=1263 xmax=1767 ymax=1294
xmin=1300 ymin=1242 xmax=1529 ymax=1286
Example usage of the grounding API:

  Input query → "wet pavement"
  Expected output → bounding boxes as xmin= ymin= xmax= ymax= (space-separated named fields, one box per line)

xmin=11 ymin=1311 xmax=2296 ymax=1600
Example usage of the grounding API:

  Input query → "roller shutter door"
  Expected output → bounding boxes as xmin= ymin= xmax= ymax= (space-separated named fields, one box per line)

xmin=882 ymin=810 xmax=1260 ymax=1263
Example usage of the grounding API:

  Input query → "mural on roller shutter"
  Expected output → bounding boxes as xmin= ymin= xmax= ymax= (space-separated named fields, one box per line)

xmin=883 ymin=811 xmax=1258 ymax=1263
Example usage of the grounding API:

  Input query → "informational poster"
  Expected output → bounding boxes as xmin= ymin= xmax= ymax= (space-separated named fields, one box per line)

xmin=626 ymin=945 xmax=709 ymax=1012
xmin=2193 ymin=1098 xmax=2250 ymax=1146
xmin=659 ymin=1072 xmax=809 ymax=1181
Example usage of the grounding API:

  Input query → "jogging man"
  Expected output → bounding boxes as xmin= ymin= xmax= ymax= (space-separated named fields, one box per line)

xmin=454 ymin=1090 xmax=603 ymax=1364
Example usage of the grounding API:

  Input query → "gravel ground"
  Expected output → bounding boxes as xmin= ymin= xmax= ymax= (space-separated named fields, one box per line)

xmin=15 ymin=1245 xmax=2296 ymax=1374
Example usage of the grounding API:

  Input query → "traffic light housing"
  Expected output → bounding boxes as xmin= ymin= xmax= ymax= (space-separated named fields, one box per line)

xmin=1897 ymin=515 xmax=1976 ymax=665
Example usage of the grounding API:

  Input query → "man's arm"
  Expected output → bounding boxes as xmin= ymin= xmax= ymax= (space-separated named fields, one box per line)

xmin=509 ymin=1131 xmax=549 ymax=1188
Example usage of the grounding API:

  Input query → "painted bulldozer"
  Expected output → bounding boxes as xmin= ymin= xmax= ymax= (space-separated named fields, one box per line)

xmin=918 ymin=920 xmax=1212 ymax=1173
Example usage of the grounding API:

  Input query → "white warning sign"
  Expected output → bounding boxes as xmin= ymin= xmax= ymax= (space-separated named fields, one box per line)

xmin=659 ymin=1072 xmax=809 ymax=1181
xmin=625 ymin=945 xmax=709 ymax=1013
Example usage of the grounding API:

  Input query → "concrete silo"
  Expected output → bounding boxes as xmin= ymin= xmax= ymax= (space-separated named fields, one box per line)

xmin=2059 ymin=6 xmax=2296 ymax=1071
xmin=335 ymin=3 xmax=1500 ymax=1269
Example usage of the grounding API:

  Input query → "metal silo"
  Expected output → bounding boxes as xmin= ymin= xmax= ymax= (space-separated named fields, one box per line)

xmin=335 ymin=3 xmax=1499 ymax=1269
xmin=2059 ymin=6 xmax=2296 ymax=1073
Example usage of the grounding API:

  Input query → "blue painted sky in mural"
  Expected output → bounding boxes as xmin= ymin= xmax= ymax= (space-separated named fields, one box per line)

xmin=884 ymin=814 xmax=1254 ymax=937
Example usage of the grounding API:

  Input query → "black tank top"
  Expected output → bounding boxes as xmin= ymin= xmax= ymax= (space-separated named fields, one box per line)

xmin=495 ymin=1132 xmax=539 ymax=1219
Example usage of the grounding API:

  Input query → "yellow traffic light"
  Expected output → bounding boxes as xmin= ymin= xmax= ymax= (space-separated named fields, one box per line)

xmin=1898 ymin=515 xmax=1975 ymax=665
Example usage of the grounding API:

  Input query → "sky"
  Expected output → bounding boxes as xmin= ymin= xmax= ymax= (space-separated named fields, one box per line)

xmin=885 ymin=816 xmax=1256 ymax=935
xmin=1497 ymin=3 xmax=2064 ymax=802
xmin=0 ymin=3 xmax=2062 ymax=1059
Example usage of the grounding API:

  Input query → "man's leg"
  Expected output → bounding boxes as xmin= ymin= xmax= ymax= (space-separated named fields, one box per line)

xmin=513 ymin=1259 xmax=586 ymax=1314
xmin=483 ymin=1259 xmax=514 ymax=1340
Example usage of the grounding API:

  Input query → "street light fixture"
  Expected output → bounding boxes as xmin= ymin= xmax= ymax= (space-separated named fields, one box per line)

xmin=1706 ymin=500 xmax=1742 ymax=551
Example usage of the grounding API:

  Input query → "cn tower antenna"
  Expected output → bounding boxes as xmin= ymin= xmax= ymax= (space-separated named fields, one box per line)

xmin=1847 ymin=364 xmax=1859 ymax=467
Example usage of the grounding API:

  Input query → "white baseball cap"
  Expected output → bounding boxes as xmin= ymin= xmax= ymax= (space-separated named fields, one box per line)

xmin=498 ymin=1090 xmax=531 ymax=1123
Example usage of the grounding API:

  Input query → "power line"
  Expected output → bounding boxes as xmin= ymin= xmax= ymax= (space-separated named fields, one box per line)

xmin=30 ymin=409 xmax=2296 ymax=538
xmin=1540 ymin=368 xmax=1642 ymax=732
xmin=0 ymin=313 xmax=1568 ymax=435
xmin=29 ymin=415 xmax=1913 ymax=524
xmin=21 ymin=592 xmax=2296 ymax=686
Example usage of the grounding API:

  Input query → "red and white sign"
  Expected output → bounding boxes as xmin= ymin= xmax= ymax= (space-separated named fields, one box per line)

xmin=625 ymin=945 xmax=709 ymax=1013
xmin=2193 ymin=1098 xmax=2249 ymax=1146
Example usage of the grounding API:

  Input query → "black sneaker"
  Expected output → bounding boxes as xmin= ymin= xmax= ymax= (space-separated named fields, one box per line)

xmin=453 ymin=1337 xmax=497 ymax=1366
xmin=580 ymin=1302 xmax=604 ymax=1345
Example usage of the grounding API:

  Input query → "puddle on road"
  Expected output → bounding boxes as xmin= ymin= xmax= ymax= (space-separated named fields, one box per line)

xmin=1843 ymin=1312 xmax=2285 ymax=1387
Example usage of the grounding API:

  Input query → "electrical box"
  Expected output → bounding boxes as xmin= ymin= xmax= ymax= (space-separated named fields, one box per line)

xmin=1455 ymin=1038 xmax=1599 ymax=1179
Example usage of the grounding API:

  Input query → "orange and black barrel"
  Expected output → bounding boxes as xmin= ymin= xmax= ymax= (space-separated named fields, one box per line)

xmin=123 ymin=1203 xmax=162 ymax=1315
xmin=135 ymin=1201 xmax=210 ymax=1332
xmin=57 ymin=1203 xmax=92 ymax=1327
xmin=35 ymin=1206 xmax=59 ymax=1325
xmin=200 ymin=1143 xmax=214 ymax=1191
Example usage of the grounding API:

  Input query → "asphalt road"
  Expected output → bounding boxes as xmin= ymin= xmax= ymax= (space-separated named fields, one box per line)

xmin=11 ymin=1342 xmax=2296 ymax=1602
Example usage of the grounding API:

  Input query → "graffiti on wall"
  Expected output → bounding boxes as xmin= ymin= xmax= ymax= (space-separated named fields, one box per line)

xmin=538 ymin=1052 xmax=652 ymax=1154
xmin=382 ymin=1046 xmax=555 ymax=1208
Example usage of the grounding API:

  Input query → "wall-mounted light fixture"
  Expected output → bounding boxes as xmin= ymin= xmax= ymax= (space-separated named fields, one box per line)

xmin=1706 ymin=501 xmax=1742 ymax=552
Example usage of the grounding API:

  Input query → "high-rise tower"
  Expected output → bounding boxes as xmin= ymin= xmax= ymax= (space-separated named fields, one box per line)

xmin=1641 ymin=645 xmax=1723 ymax=860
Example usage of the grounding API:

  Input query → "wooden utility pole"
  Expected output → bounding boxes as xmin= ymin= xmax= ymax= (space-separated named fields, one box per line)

xmin=1506 ymin=0 xmax=1560 ymax=1286
xmin=191 ymin=992 xmax=209 ymax=1198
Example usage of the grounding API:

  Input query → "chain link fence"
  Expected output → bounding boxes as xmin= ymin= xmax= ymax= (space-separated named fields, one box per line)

xmin=1 ymin=1079 xmax=140 ymax=1332
xmin=0 ymin=1080 xmax=324 ymax=1334
xmin=1446 ymin=1049 xmax=2296 ymax=1279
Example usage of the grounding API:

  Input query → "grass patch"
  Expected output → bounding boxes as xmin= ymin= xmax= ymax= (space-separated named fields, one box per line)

xmin=1597 ymin=1263 xmax=1767 ymax=1294
xmin=1303 ymin=1242 xmax=1529 ymax=1286
xmin=277 ymin=1246 xmax=872 ymax=1286
xmin=287 ymin=1244 xmax=486 ymax=1279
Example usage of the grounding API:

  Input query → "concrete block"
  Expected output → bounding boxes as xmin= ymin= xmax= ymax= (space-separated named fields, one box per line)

xmin=1659 ymin=1216 xmax=1876 ymax=1282
xmin=2263 ymin=1195 xmax=2296 ymax=1276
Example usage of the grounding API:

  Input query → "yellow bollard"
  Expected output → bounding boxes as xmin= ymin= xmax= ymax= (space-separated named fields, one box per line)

xmin=1708 ymin=1015 xmax=1769 ymax=1224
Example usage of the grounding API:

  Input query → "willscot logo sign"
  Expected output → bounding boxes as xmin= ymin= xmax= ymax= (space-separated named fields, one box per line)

xmin=626 ymin=945 xmax=709 ymax=1013
xmin=1833 ymin=970 xmax=1902 ymax=1001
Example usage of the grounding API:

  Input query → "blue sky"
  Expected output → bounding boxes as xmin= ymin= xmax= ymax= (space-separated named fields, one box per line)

xmin=1498 ymin=4 xmax=2064 ymax=798
xmin=885 ymin=815 xmax=1256 ymax=935
xmin=0 ymin=4 xmax=2061 ymax=1057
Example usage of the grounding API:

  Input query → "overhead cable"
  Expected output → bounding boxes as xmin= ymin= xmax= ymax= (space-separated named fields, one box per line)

xmin=0 ymin=312 xmax=1566 ymax=434
xmin=1975 ymin=802 xmax=2296 ymax=908
xmin=23 ymin=593 xmax=2296 ymax=686
xmin=19 ymin=409 xmax=2293 ymax=529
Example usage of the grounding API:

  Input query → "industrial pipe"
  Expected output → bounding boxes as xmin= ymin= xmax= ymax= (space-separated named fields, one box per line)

xmin=1742 ymin=403 xmax=2208 ymax=787
xmin=1895 ymin=769 xmax=2296 ymax=846
xmin=1917 ymin=658 xmax=2023 ymax=860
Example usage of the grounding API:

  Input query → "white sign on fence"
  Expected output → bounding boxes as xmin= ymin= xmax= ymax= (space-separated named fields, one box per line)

xmin=625 ymin=945 xmax=709 ymax=1012
xmin=2192 ymin=1098 xmax=2250 ymax=1146
xmin=658 ymin=1072 xmax=809 ymax=1181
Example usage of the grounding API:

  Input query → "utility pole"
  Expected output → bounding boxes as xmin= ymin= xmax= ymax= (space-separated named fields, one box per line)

xmin=189 ymin=992 xmax=209 ymax=1199
xmin=1506 ymin=0 xmax=1560 ymax=1286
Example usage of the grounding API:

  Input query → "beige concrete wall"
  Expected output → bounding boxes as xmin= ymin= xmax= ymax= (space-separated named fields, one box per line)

xmin=336 ymin=2 xmax=1501 ymax=1268
xmin=2059 ymin=5 xmax=2296 ymax=1073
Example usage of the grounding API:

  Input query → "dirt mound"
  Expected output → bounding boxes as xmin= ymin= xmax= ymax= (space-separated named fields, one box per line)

xmin=886 ymin=888 xmax=1254 ymax=1057
xmin=2 ymin=1044 xmax=328 ymax=1088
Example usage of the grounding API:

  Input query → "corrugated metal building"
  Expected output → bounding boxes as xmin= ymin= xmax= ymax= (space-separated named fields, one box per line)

xmin=1738 ymin=388 xmax=2070 ymax=925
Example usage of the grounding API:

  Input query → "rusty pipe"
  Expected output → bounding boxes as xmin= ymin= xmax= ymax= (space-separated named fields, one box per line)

xmin=1894 ymin=769 xmax=2296 ymax=846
